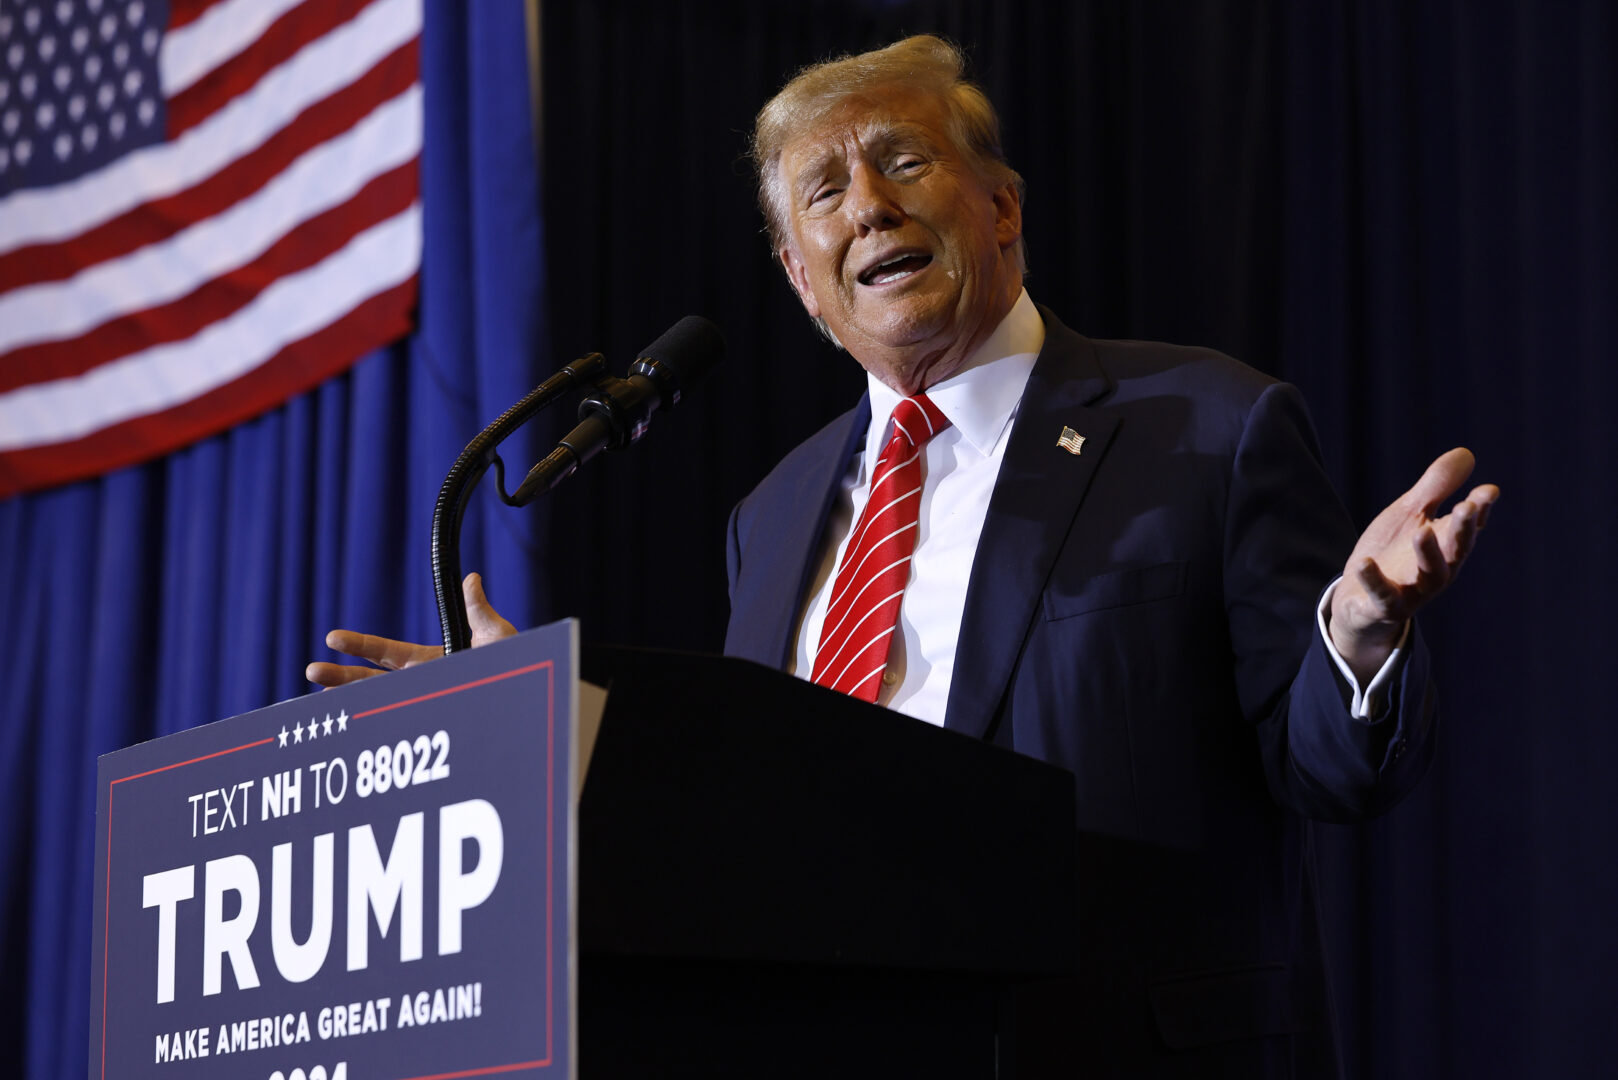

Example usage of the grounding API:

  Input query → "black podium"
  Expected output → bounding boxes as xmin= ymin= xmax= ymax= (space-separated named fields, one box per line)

xmin=577 ymin=647 xmax=1080 ymax=1078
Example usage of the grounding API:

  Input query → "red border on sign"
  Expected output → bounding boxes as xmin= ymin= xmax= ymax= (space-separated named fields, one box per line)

xmin=99 ymin=659 xmax=559 ymax=1079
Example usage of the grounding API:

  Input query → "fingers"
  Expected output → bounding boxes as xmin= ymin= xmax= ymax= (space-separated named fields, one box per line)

xmin=1410 ymin=522 xmax=1450 ymax=594
xmin=1439 ymin=499 xmax=1479 ymax=565
xmin=307 ymin=633 xmax=438 ymax=686
xmin=309 ymin=570 xmax=513 ymax=691
xmin=1432 ymin=480 xmax=1499 ymax=565
xmin=324 ymin=628 xmax=441 ymax=671
xmin=305 ymin=661 xmax=385 ymax=688
xmin=1353 ymin=555 xmax=1404 ymax=612
xmin=1350 ymin=543 xmax=1443 ymax=624
xmin=1341 ymin=454 xmax=1496 ymax=634
xmin=463 ymin=572 xmax=518 ymax=646
xmin=1465 ymin=483 xmax=1500 ymax=530
xmin=1406 ymin=447 xmax=1477 ymax=515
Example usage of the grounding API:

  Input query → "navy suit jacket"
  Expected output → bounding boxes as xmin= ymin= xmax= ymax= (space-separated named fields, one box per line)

xmin=724 ymin=308 xmax=1437 ymax=1076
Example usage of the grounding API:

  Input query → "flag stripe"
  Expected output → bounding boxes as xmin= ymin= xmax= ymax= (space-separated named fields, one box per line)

xmin=0 ymin=85 xmax=421 ymax=355
xmin=162 ymin=0 xmax=315 ymax=95
xmin=167 ymin=0 xmax=235 ymax=34
xmin=0 ymin=278 xmax=418 ymax=497
xmin=0 ymin=0 xmax=423 ymax=495
xmin=167 ymin=0 xmax=369 ymax=137
xmin=0 ymin=161 xmax=418 ymax=393
xmin=0 ymin=39 xmax=417 ymax=293
xmin=0 ymin=0 xmax=421 ymax=254
xmin=0 ymin=204 xmax=421 ymax=451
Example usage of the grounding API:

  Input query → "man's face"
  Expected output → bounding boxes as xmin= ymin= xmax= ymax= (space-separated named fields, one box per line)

xmin=776 ymin=84 xmax=1023 ymax=394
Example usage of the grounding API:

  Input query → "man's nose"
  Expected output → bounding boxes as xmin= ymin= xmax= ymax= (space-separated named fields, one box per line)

xmin=848 ymin=169 xmax=905 ymax=234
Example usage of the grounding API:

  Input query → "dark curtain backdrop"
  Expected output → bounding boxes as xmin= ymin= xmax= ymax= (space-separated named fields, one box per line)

xmin=0 ymin=3 xmax=545 ymax=1077
xmin=2 ymin=1 xmax=1611 ymax=1078
xmin=540 ymin=2 xmax=1614 ymax=1078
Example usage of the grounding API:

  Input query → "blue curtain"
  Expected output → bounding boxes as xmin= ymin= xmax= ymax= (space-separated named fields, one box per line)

xmin=7 ymin=2 xmax=1615 ymax=1077
xmin=0 ymin=3 xmax=545 ymax=1076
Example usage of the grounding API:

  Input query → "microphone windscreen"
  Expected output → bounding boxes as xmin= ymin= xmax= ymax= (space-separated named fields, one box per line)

xmin=637 ymin=315 xmax=726 ymax=389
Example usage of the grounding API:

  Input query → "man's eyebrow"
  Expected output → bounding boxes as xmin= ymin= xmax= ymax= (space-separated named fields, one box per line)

xmin=786 ymin=121 xmax=939 ymax=198
xmin=872 ymin=115 xmax=942 ymax=145
xmin=789 ymin=149 xmax=837 ymax=194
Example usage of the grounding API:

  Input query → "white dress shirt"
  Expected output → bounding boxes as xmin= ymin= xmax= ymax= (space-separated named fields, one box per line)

xmin=792 ymin=290 xmax=1404 ymax=725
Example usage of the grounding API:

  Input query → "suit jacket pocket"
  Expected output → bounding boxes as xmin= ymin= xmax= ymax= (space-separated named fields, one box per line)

xmin=1148 ymin=963 xmax=1299 ymax=1049
xmin=1042 ymin=560 xmax=1188 ymax=621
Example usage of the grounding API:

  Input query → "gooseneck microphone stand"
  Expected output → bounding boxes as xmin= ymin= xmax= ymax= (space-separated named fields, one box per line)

xmin=430 ymin=352 xmax=606 ymax=654
xmin=430 ymin=316 xmax=725 ymax=656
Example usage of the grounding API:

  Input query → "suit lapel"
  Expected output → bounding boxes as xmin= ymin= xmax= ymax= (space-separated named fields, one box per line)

xmin=754 ymin=396 xmax=871 ymax=669
xmin=943 ymin=310 xmax=1118 ymax=738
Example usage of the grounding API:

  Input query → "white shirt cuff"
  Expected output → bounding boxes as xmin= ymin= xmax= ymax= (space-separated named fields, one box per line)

xmin=1316 ymin=578 xmax=1410 ymax=720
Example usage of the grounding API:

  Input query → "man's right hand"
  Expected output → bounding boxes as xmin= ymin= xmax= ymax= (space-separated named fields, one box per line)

xmin=305 ymin=572 xmax=517 ymax=687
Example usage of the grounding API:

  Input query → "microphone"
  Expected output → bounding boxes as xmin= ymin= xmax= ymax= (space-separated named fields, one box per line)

xmin=513 ymin=316 xmax=725 ymax=502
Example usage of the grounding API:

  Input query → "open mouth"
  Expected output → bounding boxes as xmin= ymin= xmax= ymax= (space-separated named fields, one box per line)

xmin=858 ymin=253 xmax=933 ymax=286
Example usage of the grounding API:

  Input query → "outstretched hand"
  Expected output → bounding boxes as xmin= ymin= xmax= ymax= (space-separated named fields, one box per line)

xmin=305 ymin=572 xmax=517 ymax=688
xmin=1328 ymin=448 xmax=1499 ymax=683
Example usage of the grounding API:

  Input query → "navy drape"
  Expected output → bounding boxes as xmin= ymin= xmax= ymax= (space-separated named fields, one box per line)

xmin=0 ymin=3 xmax=544 ymax=1076
xmin=5 ymin=2 xmax=1614 ymax=1078
xmin=538 ymin=2 xmax=1615 ymax=1077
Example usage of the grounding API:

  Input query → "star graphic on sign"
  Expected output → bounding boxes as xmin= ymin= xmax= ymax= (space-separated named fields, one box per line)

xmin=292 ymin=722 xmax=304 ymax=744
xmin=305 ymin=718 xmax=318 ymax=741
xmin=278 ymin=725 xmax=289 ymax=748
xmin=335 ymin=709 xmax=349 ymax=733
xmin=323 ymin=713 xmax=334 ymax=737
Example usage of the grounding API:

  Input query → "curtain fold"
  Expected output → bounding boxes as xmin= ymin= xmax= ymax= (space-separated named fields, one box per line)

xmin=4 ymin=2 xmax=1613 ymax=1077
xmin=0 ymin=3 xmax=545 ymax=1076
xmin=537 ymin=3 xmax=1615 ymax=1077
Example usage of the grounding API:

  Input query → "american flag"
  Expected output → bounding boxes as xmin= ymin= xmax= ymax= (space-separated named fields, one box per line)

xmin=0 ymin=0 xmax=422 ymax=496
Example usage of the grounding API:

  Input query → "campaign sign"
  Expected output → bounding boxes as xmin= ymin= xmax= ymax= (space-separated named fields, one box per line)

xmin=89 ymin=621 xmax=577 ymax=1080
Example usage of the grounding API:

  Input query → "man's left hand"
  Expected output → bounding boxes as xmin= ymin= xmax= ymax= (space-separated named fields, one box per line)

xmin=1329 ymin=447 xmax=1499 ymax=684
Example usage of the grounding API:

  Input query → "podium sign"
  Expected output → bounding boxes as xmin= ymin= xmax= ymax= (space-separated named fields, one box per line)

xmin=89 ymin=622 xmax=577 ymax=1080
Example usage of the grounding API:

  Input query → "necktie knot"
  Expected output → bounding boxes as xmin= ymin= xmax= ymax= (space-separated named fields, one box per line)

xmin=888 ymin=393 xmax=950 ymax=451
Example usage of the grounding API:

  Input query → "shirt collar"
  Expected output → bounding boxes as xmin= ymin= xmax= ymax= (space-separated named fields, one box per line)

xmin=864 ymin=289 xmax=1044 ymax=461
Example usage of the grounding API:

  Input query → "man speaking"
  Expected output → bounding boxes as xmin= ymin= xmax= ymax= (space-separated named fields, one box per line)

xmin=312 ymin=35 xmax=1497 ymax=1077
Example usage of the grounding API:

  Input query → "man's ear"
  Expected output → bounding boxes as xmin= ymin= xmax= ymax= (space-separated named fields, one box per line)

xmin=779 ymin=246 xmax=822 ymax=319
xmin=992 ymin=181 xmax=1023 ymax=253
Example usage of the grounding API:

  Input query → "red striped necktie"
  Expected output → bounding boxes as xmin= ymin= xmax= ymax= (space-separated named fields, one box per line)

xmin=810 ymin=393 xmax=952 ymax=702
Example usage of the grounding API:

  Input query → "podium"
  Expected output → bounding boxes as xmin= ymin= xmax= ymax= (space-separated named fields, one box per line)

xmin=578 ymin=647 xmax=1080 ymax=1078
xmin=88 ymin=628 xmax=1080 ymax=1079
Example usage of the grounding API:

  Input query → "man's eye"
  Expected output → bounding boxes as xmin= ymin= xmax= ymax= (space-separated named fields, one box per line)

xmin=811 ymin=186 xmax=841 ymax=204
xmin=893 ymin=157 xmax=926 ymax=172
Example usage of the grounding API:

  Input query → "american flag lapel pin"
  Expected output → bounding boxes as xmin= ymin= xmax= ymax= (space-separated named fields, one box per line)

xmin=1057 ymin=426 xmax=1086 ymax=455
